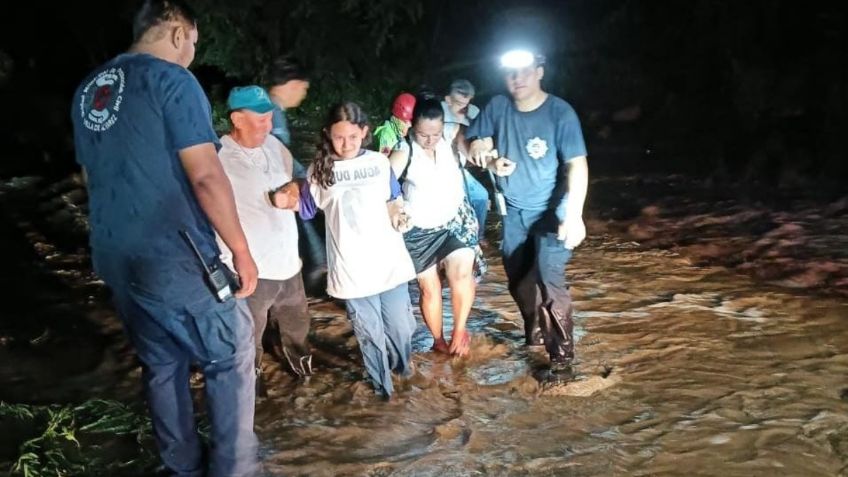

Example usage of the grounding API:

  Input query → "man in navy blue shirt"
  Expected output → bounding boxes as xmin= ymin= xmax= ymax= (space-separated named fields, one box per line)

xmin=70 ymin=1 xmax=259 ymax=475
xmin=467 ymin=49 xmax=589 ymax=371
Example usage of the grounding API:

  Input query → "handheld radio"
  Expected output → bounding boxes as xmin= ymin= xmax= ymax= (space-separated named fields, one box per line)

xmin=180 ymin=230 xmax=233 ymax=302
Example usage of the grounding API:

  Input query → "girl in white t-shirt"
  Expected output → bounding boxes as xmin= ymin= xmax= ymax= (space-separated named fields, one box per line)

xmin=282 ymin=101 xmax=416 ymax=399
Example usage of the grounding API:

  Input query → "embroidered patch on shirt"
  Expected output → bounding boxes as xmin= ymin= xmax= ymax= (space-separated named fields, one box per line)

xmin=79 ymin=67 xmax=126 ymax=132
xmin=526 ymin=137 xmax=548 ymax=160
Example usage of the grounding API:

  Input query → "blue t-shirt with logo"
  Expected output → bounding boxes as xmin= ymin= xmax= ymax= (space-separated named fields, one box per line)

xmin=71 ymin=53 xmax=220 ymax=263
xmin=467 ymin=94 xmax=587 ymax=220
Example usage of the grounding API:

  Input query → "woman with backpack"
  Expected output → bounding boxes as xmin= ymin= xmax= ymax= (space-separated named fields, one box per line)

xmin=388 ymin=97 xmax=486 ymax=357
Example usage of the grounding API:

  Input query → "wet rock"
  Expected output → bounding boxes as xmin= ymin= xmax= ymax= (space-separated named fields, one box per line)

xmin=522 ymin=456 xmax=581 ymax=473
xmin=433 ymin=418 xmax=469 ymax=442
xmin=511 ymin=375 xmax=542 ymax=395
xmin=801 ymin=411 xmax=848 ymax=460
xmin=541 ymin=372 xmax=622 ymax=397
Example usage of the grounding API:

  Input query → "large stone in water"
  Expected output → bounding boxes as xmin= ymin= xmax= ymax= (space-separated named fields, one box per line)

xmin=541 ymin=373 xmax=621 ymax=397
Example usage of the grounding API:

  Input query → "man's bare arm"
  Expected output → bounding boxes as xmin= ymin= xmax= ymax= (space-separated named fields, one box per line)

xmin=558 ymin=156 xmax=589 ymax=249
xmin=179 ymin=142 xmax=257 ymax=298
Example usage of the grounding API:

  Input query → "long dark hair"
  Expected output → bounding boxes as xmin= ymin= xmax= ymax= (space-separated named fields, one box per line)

xmin=311 ymin=101 xmax=372 ymax=188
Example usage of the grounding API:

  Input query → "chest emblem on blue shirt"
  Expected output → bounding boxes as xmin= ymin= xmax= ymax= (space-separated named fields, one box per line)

xmin=79 ymin=67 xmax=125 ymax=132
xmin=525 ymin=137 xmax=548 ymax=160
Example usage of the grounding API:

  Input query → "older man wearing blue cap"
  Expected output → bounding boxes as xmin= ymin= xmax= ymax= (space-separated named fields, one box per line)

xmin=217 ymin=86 xmax=314 ymax=394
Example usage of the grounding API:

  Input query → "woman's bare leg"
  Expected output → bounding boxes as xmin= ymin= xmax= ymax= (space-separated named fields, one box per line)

xmin=444 ymin=248 xmax=475 ymax=356
xmin=417 ymin=265 xmax=447 ymax=352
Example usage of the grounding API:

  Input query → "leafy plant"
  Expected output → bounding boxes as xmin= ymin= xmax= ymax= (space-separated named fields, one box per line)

xmin=1 ymin=400 xmax=158 ymax=477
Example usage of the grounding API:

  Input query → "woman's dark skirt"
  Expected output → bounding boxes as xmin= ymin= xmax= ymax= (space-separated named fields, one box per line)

xmin=403 ymin=199 xmax=488 ymax=279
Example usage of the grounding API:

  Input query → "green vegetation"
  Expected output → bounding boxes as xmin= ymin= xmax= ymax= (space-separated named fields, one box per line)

xmin=197 ymin=0 xmax=438 ymax=153
xmin=1 ymin=400 xmax=157 ymax=477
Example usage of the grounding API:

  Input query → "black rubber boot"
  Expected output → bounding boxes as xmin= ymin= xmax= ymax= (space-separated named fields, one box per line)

xmin=539 ymin=301 xmax=575 ymax=365
xmin=523 ymin=313 xmax=545 ymax=346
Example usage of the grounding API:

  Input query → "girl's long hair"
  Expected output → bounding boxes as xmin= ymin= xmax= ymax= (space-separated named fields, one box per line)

xmin=311 ymin=101 xmax=372 ymax=188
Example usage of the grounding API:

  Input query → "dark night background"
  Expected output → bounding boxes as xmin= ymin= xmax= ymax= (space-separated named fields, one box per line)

xmin=1 ymin=2 xmax=848 ymax=475
xmin=1 ymin=0 xmax=847 ymax=192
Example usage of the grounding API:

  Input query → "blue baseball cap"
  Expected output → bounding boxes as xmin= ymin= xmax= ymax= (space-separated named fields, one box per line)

xmin=227 ymin=86 xmax=275 ymax=113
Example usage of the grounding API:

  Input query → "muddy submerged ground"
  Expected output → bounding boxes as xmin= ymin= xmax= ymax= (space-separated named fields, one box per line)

xmin=1 ymin=174 xmax=846 ymax=476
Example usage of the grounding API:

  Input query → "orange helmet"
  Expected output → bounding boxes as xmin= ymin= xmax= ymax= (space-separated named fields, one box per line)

xmin=391 ymin=93 xmax=416 ymax=122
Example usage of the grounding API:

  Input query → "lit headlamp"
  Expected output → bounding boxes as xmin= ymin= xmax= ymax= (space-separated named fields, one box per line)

xmin=499 ymin=49 xmax=545 ymax=69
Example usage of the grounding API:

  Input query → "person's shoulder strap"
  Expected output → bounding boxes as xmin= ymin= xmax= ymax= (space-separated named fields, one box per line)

xmin=398 ymin=135 xmax=413 ymax=184
xmin=449 ymin=138 xmax=471 ymax=199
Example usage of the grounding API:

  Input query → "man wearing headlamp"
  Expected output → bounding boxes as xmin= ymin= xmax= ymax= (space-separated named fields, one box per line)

xmin=467 ymin=48 xmax=589 ymax=372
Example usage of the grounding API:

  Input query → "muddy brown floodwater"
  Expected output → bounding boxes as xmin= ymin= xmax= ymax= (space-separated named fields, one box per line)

xmin=255 ymin=237 xmax=848 ymax=477
xmin=1 ymin=175 xmax=847 ymax=476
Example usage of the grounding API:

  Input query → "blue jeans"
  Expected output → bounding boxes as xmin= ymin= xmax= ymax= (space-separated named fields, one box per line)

xmin=501 ymin=207 xmax=575 ymax=363
xmin=344 ymin=283 xmax=415 ymax=397
xmin=93 ymin=251 xmax=259 ymax=477
xmin=463 ymin=169 xmax=489 ymax=237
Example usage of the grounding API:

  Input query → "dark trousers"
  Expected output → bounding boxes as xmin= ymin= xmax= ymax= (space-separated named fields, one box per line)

xmin=500 ymin=207 xmax=575 ymax=363
xmin=245 ymin=272 xmax=312 ymax=376
xmin=297 ymin=214 xmax=327 ymax=294
xmin=93 ymin=251 xmax=259 ymax=477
